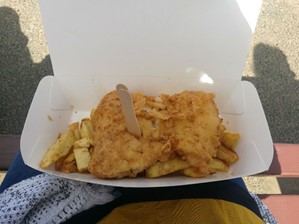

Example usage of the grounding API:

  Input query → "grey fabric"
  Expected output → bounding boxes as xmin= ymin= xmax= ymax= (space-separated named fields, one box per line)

xmin=0 ymin=174 xmax=119 ymax=224
xmin=250 ymin=193 xmax=278 ymax=224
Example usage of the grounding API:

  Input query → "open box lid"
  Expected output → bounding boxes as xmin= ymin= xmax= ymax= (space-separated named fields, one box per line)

xmin=39 ymin=0 xmax=262 ymax=79
xmin=20 ymin=0 xmax=273 ymax=187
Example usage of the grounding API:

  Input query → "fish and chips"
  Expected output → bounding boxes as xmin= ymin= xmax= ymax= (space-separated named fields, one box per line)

xmin=40 ymin=89 xmax=240 ymax=179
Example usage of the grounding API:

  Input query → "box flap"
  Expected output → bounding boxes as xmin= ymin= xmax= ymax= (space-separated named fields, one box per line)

xmin=39 ymin=0 xmax=262 ymax=79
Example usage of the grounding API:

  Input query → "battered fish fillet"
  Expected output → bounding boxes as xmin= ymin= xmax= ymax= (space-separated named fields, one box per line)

xmin=88 ymin=90 xmax=222 ymax=179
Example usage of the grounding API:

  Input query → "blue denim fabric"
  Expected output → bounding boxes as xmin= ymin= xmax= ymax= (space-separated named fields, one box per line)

xmin=0 ymin=151 xmax=41 ymax=193
xmin=230 ymin=177 xmax=248 ymax=190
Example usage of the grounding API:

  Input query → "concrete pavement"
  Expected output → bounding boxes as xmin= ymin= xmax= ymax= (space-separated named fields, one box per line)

xmin=1 ymin=0 xmax=299 ymax=196
xmin=242 ymin=0 xmax=299 ymax=143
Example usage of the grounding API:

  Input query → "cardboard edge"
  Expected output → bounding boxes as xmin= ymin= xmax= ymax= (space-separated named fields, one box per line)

xmin=242 ymin=80 xmax=274 ymax=169
xmin=21 ymin=76 xmax=53 ymax=164
xmin=21 ymin=76 xmax=74 ymax=167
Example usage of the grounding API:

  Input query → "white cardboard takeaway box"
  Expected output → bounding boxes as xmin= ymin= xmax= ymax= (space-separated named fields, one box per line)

xmin=21 ymin=0 xmax=273 ymax=187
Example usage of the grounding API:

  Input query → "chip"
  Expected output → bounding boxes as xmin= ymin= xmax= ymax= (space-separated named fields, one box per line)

xmin=68 ymin=122 xmax=81 ymax=141
xmin=220 ymin=130 xmax=240 ymax=150
xmin=40 ymin=130 xmax=75 ymax=168
xmin=74 ymin=148 xmax=91 ymax=173
xmin=146 ymin=157 xmax=190 ymax=178
xmin=216 ymin=144 xmax=239 ymax=165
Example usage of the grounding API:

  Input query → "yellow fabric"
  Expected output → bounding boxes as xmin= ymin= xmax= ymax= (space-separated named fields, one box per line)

xmin=98 ymin=199 xmax=264 ymax=224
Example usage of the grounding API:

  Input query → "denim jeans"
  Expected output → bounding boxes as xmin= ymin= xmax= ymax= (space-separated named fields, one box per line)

xmin=0 ymin=151 xmax=42 ymax=193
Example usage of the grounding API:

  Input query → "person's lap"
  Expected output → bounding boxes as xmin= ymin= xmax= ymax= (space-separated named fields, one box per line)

xmin=0 ymin=150 xmax=247 ymax=192
xmin=1 ymin=150 xmax=261 ymax=223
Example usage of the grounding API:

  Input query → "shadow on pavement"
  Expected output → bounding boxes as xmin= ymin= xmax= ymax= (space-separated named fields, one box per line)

xmin=0 ymin=6 xmax=54 ymax=135
xmin=261 ymin=146 xmax=281 ymax=175
xmin=276 ymin=177 xmax=299 ymax=195
xmin=243 ymin=43 xmax=299 ymax=143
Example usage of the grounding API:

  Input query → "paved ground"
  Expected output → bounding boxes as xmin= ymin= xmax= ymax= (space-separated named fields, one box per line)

xmin=242 ymin=0 xmax=299 ymax=144
xmin=0 ymin=0 xmax=298 ymax=195
xmin=0 ymin=1 xmax=53 ymax=135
